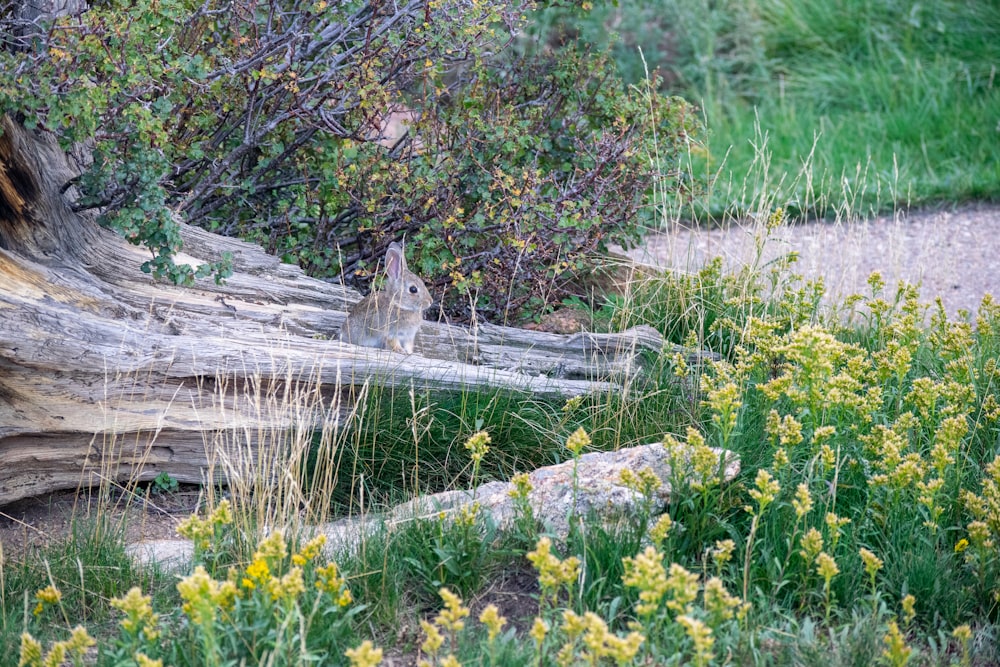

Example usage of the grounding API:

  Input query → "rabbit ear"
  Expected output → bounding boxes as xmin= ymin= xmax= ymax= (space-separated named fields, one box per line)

xmin=385 ymin=243 xmax=404 ymax=280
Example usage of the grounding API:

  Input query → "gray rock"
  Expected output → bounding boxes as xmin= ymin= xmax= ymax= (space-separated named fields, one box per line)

xmin=127 ymin=442 xmax=740 ymax=568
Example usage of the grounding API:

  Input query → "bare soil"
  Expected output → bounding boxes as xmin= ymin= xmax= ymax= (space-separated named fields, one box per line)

xmin=0 ymin=484 xmax=203 ymax=559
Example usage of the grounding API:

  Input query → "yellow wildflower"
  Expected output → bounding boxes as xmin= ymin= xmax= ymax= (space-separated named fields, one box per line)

xmin=177 ymin=513 xmax=214 ymax=550
xmin=622 ymin=546 xmax=668 ymax=617
xmin=464 ymin=430 xmax=491 ymax=464
xmin=508 ymin=473 xmax=533 ymax=500
xmin=479 ymin=604 xmax=507 ymax=643
xmin=799 ymin=528 xmax=824 ymax=565
xmin=345 ymin=640 xmax=384 ymax=667
xmin=677 ymin=615 xmax=714 ymax=667
xmin=254 ymin=530 xmax=288 ymax=563
xmin=436 ymin=588 xmax=470 ymax=633
xmin=135 ymin=653 xmax=163 ymax=667
xmin=243 ymin=558 xmax=271 ymax=590
xmin=210 ymin=499 xmax=233 ymax=526
xmin=825 ymin=513 xmax=851 ymax=550
xmin=177 ymin=565 xmax=232 ymax=627
xmin=704 ymin=576 xmax=744 ymax=624
xmin=882 ymin=621 xmax=911 ymax=667
xmin=530 ymin=617 xmax=549 ymax=645
xmin=649 ymin=513 xmax=674 ymax=546
xmin=527 ymin=537 xmax=579 ymax=600
xmin=710 ymin=539 xmax=736 ymax=572
xmin=32 ymin=585 xmax=61 ymax=617
xmin=748 ymin=469 xmax=780 ymax=514
xmin=420 ymin=620 xmax=444 ymax=655
xmin=565 ymin=427 xmax=591 ymax=456
xmin=665 ymin=563 xmax=700 ymax=615
xmin=859 ymin=548 xmax=883 ymax=579
xmin=18 ymin=633 xmax=42 ymax=667
xmin=292 ymin=534 xmax=327 ymax=566
xmin=816 ymin=552 xmax=839 ymax=581
xmin=267 ymin=566 xmax=305 ymax=603
xmin=792 ymin=483 xmax=813 ymax=520
xmin=901 ymin=594 xmax=916 ymax=626
xmin=110 ymin=587 xmax=160 ymax=641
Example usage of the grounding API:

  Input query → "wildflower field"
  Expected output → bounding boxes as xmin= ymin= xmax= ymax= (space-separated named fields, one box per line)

xmin=10 ymin=218 xmax=1000 ymax=664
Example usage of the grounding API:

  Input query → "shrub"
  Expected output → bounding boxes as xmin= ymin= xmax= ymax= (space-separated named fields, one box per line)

xmin=0 ymin=0 xmax=701 ymax=320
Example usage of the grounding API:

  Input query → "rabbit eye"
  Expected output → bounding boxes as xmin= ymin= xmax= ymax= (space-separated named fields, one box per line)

xmin=409 ymin=285 xmax=418 ymax=294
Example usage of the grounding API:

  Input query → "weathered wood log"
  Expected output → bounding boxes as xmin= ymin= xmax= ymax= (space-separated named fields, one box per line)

xmin=0 ymin=117 xmax=670 ymax=506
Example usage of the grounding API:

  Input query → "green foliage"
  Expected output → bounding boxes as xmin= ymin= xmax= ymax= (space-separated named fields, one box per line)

xmin=0 ymin=0 xmax=700 ymax=319
xmin=325 ymin=48 xmax=701 ymax=320
xmin=150 ymin=472 xmax=179 ymax=495
xmin=529 ymin=0 xmax=1000 ymax=216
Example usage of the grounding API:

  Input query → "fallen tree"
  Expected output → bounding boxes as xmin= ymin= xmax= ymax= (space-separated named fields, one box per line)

xmin=0 ymin=117 xmax=667 ymax=505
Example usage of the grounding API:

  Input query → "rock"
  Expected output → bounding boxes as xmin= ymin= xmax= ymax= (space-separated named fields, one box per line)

xmin=126 ymin=538 xmax=195 ymax=570
xmin=126 ymin=442 xmax=740 ymax=568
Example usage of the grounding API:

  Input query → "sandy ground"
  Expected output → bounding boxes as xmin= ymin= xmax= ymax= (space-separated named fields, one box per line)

xmin=620 ymin=203 xmax=1000 ymax=319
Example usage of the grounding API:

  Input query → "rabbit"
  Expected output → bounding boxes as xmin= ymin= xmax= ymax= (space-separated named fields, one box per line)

xmin=340 ymin=242 xmax=433 ymax=354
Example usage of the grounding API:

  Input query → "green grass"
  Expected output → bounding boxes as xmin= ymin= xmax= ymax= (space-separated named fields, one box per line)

xmin=1 ymin=515 xmax=153 ymax=658
xmin=526 ymin=0 xmax=1000 ymax=217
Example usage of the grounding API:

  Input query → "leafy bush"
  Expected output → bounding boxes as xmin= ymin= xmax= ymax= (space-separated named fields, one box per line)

xmin=0 ymin=0 xmax=701 ymax=319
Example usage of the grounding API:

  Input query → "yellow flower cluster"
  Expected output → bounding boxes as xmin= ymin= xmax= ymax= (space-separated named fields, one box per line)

xmin=345 ymin=640 xmax=383 ymax=667
xmin=559 ymin=610 xmax=644 ymax=665
xmin=463 ymin=430 xmax=491 ymax=465
xmin=622 ymin=546 xmax=668 ymax=617
xmin=677 ymin=615 xmax=714 ymax=667
xmin=436 ymin=587 xmax=470 ymax=633
xmin=508 ymin=472 xmax=533 ymax=500
xmin=177 ymin=565 xmax=238 ymax=627
xmin=664 ymin=563 xmax=701 ymax=615
xmin=649 ymin=513 xmax=674 ymax=547
xmin=135 ymin=653 xmax=163 ymax=667
xmin=110 ymin=587 xmax=160 ymax=641
xmin=316 ymin=561 xmax=354 ymax=607
xmin=792 ymin=483 xmax=813 ymax=519
xmin=709 ymin=539 xmax=735 ymax=574
xmin=242 ymin=557 xmax=271 ymax=591
xmin=527 ymin=537 xmax=580 ymax=604
xmin=418 ymin=588 xmax=472 ymax=667
xmin=292 ymin=533 xmax=327 ymax=566
xmin=619 ymin=466 xmax=661 ymax=499
xmin=662 ymin=427 xmax=723 ymax=493
xmin=747 ymin=469 xmax=780 ymax=515
xmin=176 ymin=499 xmax=233 ymax=550
xmin=479 ymin=604 xmax=507 ymax=643
xmin=18 ymin=626 xmax=94 ymax=667
xmin=565 ymin=426 xmax=591 ymax=457
xmin=267 ymin=566 xmax=305 ymax=603
xmin=703 ymin=576 xmax=748 ymax=624
xmin=882 ymin=620 xmax=911 ymax=667
xmin=32 ymin=585 xmax=61 ymax=617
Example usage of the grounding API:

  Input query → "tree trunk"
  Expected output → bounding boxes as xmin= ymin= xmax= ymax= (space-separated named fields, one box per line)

xmin=0 ymin=117 xmax=665 ymax=505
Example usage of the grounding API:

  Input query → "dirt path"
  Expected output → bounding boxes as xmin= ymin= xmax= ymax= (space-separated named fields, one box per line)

xmin=621 ymin=202 xmax=1000 ymax=319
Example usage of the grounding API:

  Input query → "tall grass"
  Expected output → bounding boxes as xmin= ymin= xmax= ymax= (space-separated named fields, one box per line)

xmin=527 ymin=0 xmax=1000 ymax=216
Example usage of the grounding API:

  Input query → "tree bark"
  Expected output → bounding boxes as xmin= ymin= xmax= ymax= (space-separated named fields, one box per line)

xmin=0 ymin=117 xmax=665 ymax=506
